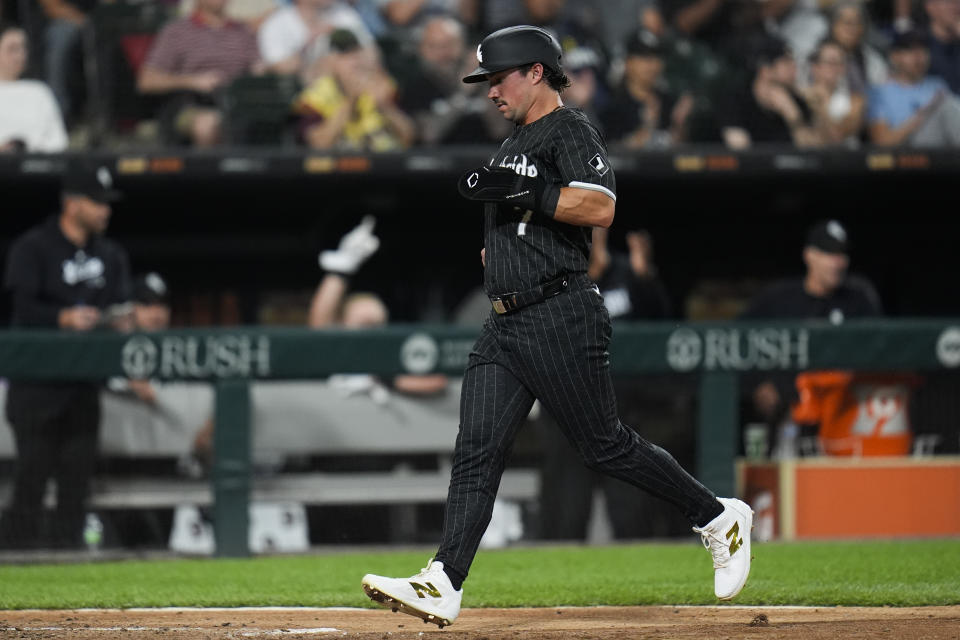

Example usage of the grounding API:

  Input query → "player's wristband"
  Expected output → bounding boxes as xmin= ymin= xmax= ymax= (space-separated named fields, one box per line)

xmin=539 ymin=182 xmax=560 ymax=218
xmin=458 ymin=166 xmax=560 ymax=217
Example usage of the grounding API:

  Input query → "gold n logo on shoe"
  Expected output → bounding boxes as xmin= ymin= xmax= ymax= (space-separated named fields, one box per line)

xmin=410 ymin=581 xmax=442 ymax=599
xmin=726 ymin=522 xmax=743 ymax=555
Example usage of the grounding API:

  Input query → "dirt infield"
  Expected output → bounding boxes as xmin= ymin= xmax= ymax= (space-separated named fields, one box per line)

xmin=1 ymin=605 xmax=958 ymax=639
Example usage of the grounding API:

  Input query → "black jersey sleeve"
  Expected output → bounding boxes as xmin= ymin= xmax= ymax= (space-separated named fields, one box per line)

xmin=3 ymin=235 xmax=60 ymax=328
xmin=552 ymin=112 xmax=617 ymax=202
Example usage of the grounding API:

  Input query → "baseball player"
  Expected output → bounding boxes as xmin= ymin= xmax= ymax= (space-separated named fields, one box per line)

xmin=361 ymin=25 xmax=753 ymax=627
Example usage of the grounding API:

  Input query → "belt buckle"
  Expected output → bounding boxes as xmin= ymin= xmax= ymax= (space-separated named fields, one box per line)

xmin=491 ymin=293 xmax=518 ymax=314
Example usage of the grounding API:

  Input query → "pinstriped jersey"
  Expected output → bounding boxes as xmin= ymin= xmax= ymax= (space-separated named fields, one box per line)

xmin=482 ymin=107 xmax=616 ymax=295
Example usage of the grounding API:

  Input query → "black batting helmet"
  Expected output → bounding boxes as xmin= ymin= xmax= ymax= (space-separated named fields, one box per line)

xmin=462 ymin=25 xmax=563 ymax=84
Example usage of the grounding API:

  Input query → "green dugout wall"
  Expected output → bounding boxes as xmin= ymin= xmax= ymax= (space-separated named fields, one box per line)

xmin=1 ymin=319 xmax=958 ymax=556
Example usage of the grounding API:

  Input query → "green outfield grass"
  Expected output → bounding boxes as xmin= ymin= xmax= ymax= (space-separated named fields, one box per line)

xmin=0 ymin=540 xmax=958 ymax=610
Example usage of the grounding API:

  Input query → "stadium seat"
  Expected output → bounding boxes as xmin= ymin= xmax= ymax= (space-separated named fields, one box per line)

xmin=221 ymin=74 xmax=302 ymax=147
xmin=82 ymin=1 xmax=173 ymax=146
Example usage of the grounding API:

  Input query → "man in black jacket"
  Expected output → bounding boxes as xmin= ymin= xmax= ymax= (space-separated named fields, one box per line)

xmin=0 ymin=158 xmax=131 ymax=549
xmin=741 ymin=219 xmax=881 ymax=439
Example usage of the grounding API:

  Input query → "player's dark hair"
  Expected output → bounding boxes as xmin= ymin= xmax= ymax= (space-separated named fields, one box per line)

xmin=519 ymin=62 xmax=571 ymax=93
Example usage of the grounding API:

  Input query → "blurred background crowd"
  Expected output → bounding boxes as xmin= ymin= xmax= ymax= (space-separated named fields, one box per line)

xmin=2 ymin=0 xmax=960 ymax=152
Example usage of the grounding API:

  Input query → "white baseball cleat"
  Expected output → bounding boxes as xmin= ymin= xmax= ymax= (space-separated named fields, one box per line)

xmin=693 ymin=497 xmax=754 ymax=600
xmin=361 ymin=559 xmax=462 ymax=628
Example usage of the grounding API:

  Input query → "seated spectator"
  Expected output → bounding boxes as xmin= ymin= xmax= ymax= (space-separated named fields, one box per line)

xmin=922 ymin=0 xmax=960 ymax=94
xmin=868 ymin=29 xmax=960 ymax=147
xmin=718 ymin=36 xmax=822 ymax=149
xmin=37 ymin=0 xmax=91 ymax=122
xmin=802 ymin=38 xmax=866 ymax=146
xmin=828 ymin=0 xmax=888 ymax=93
xmin=258 ymin=0 xmax=374 ymax=78
xmin=0 ymin=22 xmax=68 ymax=152
xmin=602 ymin=29 xmax=693 ymax=148
xmin=294 ymin=28 xmax=414 ymax=150
xmin=562 ymin=46 xmax=604 ymax=126
xmin=137 ymin=0 xmax=261 ymax=147
xmin=397 ymin=15 xmax=508 ymax=145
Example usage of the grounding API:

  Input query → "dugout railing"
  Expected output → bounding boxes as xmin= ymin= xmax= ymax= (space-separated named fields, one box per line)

xmin=0 ymin=319 xmax=957 ymax=556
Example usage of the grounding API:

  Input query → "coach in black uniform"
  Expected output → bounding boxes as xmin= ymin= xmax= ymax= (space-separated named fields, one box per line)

xmin=0 ymin=159 xmax=131 ymax=549
xmin=362 ymin=26 xmax=753 ymax=627
xmin=740 ymin=219 xmax=881 ymax=434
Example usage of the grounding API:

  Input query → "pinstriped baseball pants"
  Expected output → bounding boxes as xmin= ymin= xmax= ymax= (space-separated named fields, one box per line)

xmin=434 ymin=278 xmax=722 ymax=579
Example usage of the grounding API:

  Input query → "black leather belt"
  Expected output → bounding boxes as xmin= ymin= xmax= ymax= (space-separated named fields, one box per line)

xmin=489 ymin=274 xmax=570 ymax=315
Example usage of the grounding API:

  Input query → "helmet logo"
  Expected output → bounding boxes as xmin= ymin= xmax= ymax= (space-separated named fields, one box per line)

xmin=97 ymin=166 xmax=113 ymax=189
xmin=477 ymin=44 xmax=483 ymax=63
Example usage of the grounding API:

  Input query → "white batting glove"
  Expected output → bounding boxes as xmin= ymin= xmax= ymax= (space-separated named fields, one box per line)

xmin=319 ymin=215 xmax=380 ymax=275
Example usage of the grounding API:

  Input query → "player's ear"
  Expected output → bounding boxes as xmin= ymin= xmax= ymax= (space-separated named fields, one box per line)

xmin=530 ymin=63 xmax=543 ymax=84
xmin=62 ymin=195 xmax=77 ymax=217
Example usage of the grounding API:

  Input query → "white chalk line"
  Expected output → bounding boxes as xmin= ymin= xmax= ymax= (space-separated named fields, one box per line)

xmin=8 ymin=605 xmax=831 ymax=613
xmin=1 ymin=626 xmax=340 ymax=635
xmin=9 ymin=607 xmax=366 ymax=613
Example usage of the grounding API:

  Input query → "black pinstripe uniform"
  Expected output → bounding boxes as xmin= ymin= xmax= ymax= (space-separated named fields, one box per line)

xmin=434 ymin=107 xmax=722 ymax=583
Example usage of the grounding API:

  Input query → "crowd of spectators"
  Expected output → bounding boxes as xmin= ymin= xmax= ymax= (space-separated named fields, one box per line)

xmin=1 ymin=0 xmax=959 ymax=151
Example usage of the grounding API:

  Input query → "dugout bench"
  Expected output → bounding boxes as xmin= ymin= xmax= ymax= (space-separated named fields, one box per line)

xmin=0 ymin=380 xmax=538 ymax=545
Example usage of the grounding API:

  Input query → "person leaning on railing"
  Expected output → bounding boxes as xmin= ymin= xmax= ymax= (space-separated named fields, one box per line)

xmin=0 ymin=157 xmax=132 ymax=550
